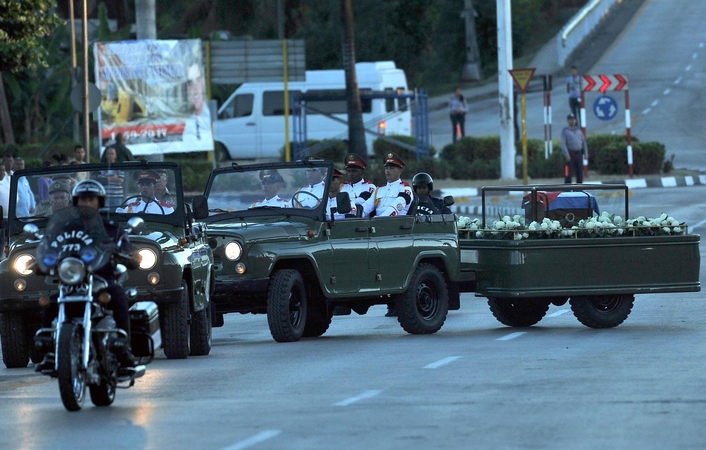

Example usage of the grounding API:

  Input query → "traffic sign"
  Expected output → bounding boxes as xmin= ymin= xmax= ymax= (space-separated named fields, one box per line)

xmin=509 ymin=68 xmax=535 ymax=93
xmin=70 ymin=82 xmax=102 ymax=113
xmin=583 ymin=74 xmax=628 ymax=93
xmin=593 ymin=95 xmax=618 ymax=121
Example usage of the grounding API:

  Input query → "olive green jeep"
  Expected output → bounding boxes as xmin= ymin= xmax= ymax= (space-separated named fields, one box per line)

xmin=0 ymin=162 xmax=214 ymax=368
xmin=193 ymin=159 xmax=461 ymax=343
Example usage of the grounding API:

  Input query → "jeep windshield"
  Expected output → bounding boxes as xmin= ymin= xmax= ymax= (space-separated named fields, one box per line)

xmin=9 ymin=162 xmax=183 ymax=229
xmin=204 ymin=164 xmax=330 ymax=219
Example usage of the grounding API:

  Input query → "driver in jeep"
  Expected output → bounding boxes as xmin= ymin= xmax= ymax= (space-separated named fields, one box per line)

xmin=116 ymin=171 xmax=175 ymax=214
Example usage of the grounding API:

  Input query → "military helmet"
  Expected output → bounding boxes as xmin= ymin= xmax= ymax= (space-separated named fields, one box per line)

xmin=72 ymin=179 xmax=107 ymax=208
xmin=412 ymin=172 xmax=434 ymax=191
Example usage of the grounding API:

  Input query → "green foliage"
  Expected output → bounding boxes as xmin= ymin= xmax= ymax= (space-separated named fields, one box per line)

xmin=3 ymin=24 xmax=74 ymax=145
xmin=516 ymin=138 xmax=565 ymax=179
xmin=372 ymin=134 xmax=436 ymax=162
xmin=592 ymin=139 xmax=664 ymax=175
xmin=585 ymin=134 xmax=638 ymax=167
xmin=0 ymin=0 xmax=64 ymax=73
xmin=96 ymin=3 xmax=132 ymax=42
xmin=167 ymin=158 xmax=213 ymax=192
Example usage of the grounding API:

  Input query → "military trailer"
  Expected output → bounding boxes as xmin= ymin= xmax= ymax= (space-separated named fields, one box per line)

xmin=0 ymin=162 xmax=214 ymax=368
xmin=194 ymin=161 xmax=700 ymax=342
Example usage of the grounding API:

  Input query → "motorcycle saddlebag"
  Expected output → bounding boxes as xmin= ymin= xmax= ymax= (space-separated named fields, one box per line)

xmin=129 ymin=301 xmax=161 ymax=357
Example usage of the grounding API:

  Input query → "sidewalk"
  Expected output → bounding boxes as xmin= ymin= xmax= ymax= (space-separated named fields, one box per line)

xmin=437 ymin=171 xmax=706 ymax=200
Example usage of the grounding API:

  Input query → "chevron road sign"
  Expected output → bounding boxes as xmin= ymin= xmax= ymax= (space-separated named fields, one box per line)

xmin=583 ymin=74 xmax=629 ymax=93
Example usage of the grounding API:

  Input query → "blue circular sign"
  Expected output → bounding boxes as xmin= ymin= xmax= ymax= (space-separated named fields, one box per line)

xmin=593 ymin=95 xmax=618 ymax=121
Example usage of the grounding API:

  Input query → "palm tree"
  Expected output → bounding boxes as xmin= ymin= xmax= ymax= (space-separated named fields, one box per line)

xmin=340 ymin=0 xmax=367 ymax=160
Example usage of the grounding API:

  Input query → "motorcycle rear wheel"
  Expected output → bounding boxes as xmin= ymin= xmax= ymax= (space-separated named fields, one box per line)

xmin=58 ymin=323 xmax=87 ymax=412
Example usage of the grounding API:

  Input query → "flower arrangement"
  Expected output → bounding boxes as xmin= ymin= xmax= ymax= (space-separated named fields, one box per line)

xmin=457 ymin=212 xmax=686 ymax=240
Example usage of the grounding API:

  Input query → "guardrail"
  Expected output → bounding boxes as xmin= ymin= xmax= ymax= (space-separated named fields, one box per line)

xmin=557 ymin=0 xmax=621 ymax=67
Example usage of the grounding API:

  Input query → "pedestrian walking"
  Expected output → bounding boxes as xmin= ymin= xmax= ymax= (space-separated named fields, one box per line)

xmin=448 ymin=86 xmax=467 ymax=143
xmin=566 ymin=65 xmax=582 ymax=120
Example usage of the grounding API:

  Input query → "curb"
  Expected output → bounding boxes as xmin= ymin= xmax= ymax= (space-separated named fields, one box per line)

xmin=440 ymin=174 xmax=706 ymax=199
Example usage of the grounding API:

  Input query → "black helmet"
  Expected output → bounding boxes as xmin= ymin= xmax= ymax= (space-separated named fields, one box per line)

xmin=412 ymin=172 xmax=434 ymax=191
xmin=72 ymin=179 xmax=106 ymax=208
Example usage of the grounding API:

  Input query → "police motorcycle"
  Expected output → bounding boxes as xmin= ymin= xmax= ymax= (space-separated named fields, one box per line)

xmin=25 ymin=206 xmax=148 ymax=411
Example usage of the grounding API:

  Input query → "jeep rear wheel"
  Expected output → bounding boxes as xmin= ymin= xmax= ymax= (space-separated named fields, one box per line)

xmin=570 ymin=294 xmax=634 ymax=328
xmin=160 ymin=281 xmax=191 ymax=359
xmin=396 ymin=263 xmax=449 ymax=335
xmin=0 ymin=312 xmax=30 ymax=368
xmin=267 ymin=269 xmax=307 ymax=342
xmin=487 ymin=297 xmax=551 ymax=327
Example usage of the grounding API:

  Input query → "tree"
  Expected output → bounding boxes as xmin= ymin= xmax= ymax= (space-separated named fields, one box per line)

xmin=340 ymin=0 xmax=366 ymax=158
xmin=0 ymin=0 xmax=63 ymax=144
xmin=0 ymin=0 xmax=64 ymax=73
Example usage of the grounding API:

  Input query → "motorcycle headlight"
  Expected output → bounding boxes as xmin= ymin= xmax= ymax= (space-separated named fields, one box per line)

xmin=58 ymin=257 xmax=86 ymax=285
xmin=42 ymin=249 xmax=59 ymax=269
xmin=14 ymin=254 xmax=35 ymax=276
xmin=80 ymin=246 xmax=98 ymax=264
xmin=137 ymin=248 xmax=157 ymax=270
xmin=224 ymin=241 xmax=243 ymax=261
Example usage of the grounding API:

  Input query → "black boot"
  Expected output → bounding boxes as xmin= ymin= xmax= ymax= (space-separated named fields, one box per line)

xmin=34 ymin=332 xmax=55 ymax=373
xmin=385 ymin=305 xmax=397 ymax=317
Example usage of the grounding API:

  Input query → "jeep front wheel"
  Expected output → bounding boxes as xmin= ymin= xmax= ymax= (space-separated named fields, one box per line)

xmin=267 ymin=269 xmax=307 ymax=342
xmin=160 ymin=281 xmax=191 ymax=359
xmin=0 ymin=312 xmax=30 ymax=368
xmin=396 ymin=263 xmax=449 ymax=335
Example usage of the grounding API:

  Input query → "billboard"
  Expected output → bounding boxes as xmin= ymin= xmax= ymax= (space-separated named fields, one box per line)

xmin=94 ymin=39 xmax=213 ymax=156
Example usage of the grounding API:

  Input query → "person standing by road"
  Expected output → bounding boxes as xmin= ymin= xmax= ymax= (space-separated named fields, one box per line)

xmin=560 ymin=114 xmax=588 ymax=184
xmin=448 ymin=86 xmax=467 ymax=143
xmin=113 ymin=132 xmax=134 ymax=162
xmin=566 ymin=65 xmax=582 ymax=120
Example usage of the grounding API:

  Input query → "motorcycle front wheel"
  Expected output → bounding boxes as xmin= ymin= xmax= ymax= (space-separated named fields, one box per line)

xmin=58 ymin=322 xmax=87 ymax=411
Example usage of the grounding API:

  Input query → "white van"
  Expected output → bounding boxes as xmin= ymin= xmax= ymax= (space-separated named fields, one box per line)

xmin=214 ymin=61 xmax=411 ymax=160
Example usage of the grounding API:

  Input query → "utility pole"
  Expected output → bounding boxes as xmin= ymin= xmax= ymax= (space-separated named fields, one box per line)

xmin=462 ymin=0 xmax=482 ymax=81
xmin=497 ymin=0 xmax=516 ymax=180
xmin=135 ymin=0 xmax=157 ymax=40
xmin=341 ymin=0 xmax=367 ymax=159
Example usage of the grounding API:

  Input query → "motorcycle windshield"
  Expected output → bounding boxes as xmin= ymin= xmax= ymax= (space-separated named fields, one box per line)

xmin=36 ymin=206 xmax=116 ymax=274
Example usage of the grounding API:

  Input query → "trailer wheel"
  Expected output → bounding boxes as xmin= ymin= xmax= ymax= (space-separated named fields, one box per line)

xmin=396 ymin=263 xmax=449 ymax=334
xmin=570 ymin=294 xmax=634 ymax=328
xmin=267 ymin=269 xmax=307 ymax=342
xmin=487 ymin=297 xmax=551 ymax=327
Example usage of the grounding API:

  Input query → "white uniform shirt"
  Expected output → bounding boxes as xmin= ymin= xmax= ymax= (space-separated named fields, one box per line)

xmin=325 ymin=195 xmax=347 ymax=220
xmin=293 ymin=182 xmax=325 ymax=208
xmin=250 ymin=195 xmax=291 ymax=208
xmin=116 ymin=199 xmax=175 ymax=214
xmin=341 ymin=179 xmax=376 ymax=205
xmin=361 ymin=179 xmax=414 ymax=217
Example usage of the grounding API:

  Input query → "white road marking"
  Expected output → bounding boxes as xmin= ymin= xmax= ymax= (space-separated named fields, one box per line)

xmin=686 ymin=64 xmax=692 ymax=71
xmin=424 ymin=356 xmax=461 ymax=369
xmin=334 ymin=390 xmax=383 ymax=406
xmin=651 ymin=99 xmax=659 ymax=107
xmin=546 ymin=309 xmax=570 ymax=318
xmin=496 ymin=332 xmax=526 ymax=341
xmin=221 ymin=430 xmax=282 ymax=450
xmin=693 ymin=52 xmax=698 ymax=60
xmin=663 ymin=88 xmax=671 ymax=95
xmin=673 ymin=76 xmax=682 ymax=85
xmin=642 ymin=108 xmax=651 ymax=115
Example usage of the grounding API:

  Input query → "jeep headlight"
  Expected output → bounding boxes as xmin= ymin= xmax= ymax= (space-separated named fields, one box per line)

xmin=137 ymin=248 xmax=157 ymax=270
xmin=14 ymin=254 xmax=35 ymax=276
xmin=58 ymin=257 xmax=85 ymax=285
xmin=224 ymin=241 xmax=243 ymax=261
